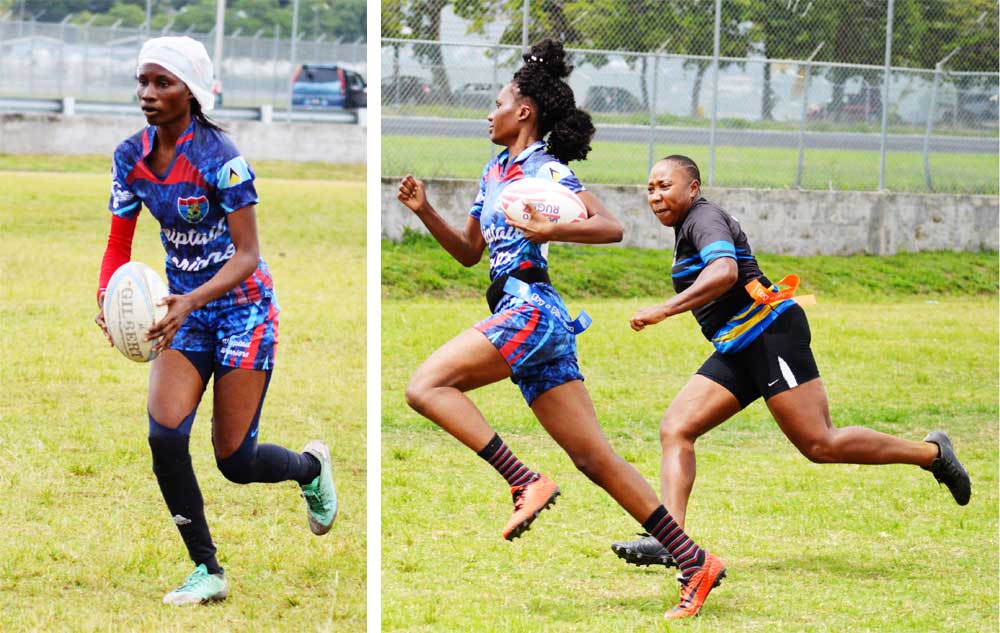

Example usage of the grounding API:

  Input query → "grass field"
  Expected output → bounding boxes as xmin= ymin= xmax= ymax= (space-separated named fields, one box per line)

xmin=0 ymin=162 xmax=365 ymax=631
xmin=382 ymin=250 xmax=998 ymax=630
xmin=382 ymin=135 xmax=1000 ymax=194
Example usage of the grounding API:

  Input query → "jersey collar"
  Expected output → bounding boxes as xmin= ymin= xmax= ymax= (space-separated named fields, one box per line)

xmin=497 ymin=140 xmax=546 ymax=168
xmin=142 ymin=119 xmax=197 ymax=158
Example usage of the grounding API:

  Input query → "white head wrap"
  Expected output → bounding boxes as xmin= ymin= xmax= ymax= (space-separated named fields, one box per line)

xmin=137 ymin=36 xmax=215 ymax=112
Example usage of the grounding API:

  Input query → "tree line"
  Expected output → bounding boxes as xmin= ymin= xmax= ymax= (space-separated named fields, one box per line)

xmin=2 ymin=0 xmax=365 ymax=41
xmin=383 ymin=0 xmax=998 ymax=119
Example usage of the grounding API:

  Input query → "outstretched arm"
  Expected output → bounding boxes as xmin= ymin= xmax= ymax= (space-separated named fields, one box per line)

xmin=398 ymin=174 xmax=485 ymax=267
xmin=630 ymin=257 xmax=738 ymax=331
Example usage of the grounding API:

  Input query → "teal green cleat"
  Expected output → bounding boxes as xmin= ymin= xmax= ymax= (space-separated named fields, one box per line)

xmin=162 ymin=564 xmax=228 ymax=606
xmin=301 ymin=440 xmax=338 ymax=535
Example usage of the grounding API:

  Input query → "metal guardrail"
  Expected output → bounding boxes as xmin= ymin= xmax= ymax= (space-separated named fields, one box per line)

xmin=0 ymin=96 xmax=361 ymax=124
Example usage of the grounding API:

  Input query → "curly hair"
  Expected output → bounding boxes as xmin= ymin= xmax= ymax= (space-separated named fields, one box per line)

xmin=512 ymin=39 xmax=594 ymax=164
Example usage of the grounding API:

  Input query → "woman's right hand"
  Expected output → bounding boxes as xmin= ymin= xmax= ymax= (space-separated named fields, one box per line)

xmin=95 ymin=292 xmax=114 ymax=347
xmin=397 ymin=174 xmax=427 ymax=213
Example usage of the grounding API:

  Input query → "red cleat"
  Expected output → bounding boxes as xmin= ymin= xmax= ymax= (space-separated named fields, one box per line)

xmin=501 ymin=474 xmax=559 ymax=541
xmin=664 ymin=552 xmax=727 ymax=619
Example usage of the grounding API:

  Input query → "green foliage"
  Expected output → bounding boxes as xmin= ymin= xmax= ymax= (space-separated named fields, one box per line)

xmin=383 ymin=232 xmax=999 ymax=301
xmin=8 ymin=0 xmax=364 ymax=41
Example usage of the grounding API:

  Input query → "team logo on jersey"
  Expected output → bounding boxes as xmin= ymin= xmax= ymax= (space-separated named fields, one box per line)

xmin=177 ymin=195 xmax=210 ymax=224
xmin=540 ymin=161 xmax=573 ymax=183
xmin=218 ymin=156 xmax=252 ymax=190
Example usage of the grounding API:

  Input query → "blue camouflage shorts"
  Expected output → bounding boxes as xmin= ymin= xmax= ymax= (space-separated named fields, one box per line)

xmin=169 ymin=264 xmax=280 ymax=370
xmin=474 ymin=288 xmax=584 ymax=404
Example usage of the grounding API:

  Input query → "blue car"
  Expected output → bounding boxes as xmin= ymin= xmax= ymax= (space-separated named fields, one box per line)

xmin=291 ymin=64 xmax=367 ymax=110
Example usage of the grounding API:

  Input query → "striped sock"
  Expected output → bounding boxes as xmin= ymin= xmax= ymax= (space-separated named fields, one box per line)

xmin=642 ymin=505 xmax=706 ymax=576
xmin=477 ymin=433 xmax=538 ymax=488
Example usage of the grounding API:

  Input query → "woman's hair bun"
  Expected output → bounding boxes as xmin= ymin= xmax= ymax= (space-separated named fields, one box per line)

xmin=522 ymin=38 xmax=572 ymax=80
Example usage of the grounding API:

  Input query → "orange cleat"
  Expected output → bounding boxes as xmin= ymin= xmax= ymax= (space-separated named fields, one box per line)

xmin=664 ymin=552 xmax=727 ymax=620
xmin=501 ymin=474 xmax=560 ymax=541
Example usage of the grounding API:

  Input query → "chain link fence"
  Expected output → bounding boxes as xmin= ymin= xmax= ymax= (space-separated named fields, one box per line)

xmin=0 ymin=18 xmax=365 ymax=108
xmin=382 ymin=0 xmax=998 ymax=193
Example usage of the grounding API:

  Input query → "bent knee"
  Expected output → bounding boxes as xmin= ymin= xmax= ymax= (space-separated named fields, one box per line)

xmin=217 ymin=453 xmax=256 ymax=484
xmin=148 ymin=405 xmax=194 ymax=432
xmin=404 ymin=380 xmax=429 ymax=413
xmin=659 ymin=416 xmax=696 ymax=447
xmin=796 ymin=437 xmax=837 ymax=463
xmin=405 ymin=371 xmax=446 ymax=414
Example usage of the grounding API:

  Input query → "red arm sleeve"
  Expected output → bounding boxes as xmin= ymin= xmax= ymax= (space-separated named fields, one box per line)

xmin=97 ymin=214 xmax=139 ymax=303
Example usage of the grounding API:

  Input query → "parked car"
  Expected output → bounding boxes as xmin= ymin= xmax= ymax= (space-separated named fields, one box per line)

xmin=291 ymin=64 xmax=367 ymax=110
xmin=381 ymin=75 xmax=449 ymax=106
xmin=584 ymin=86 xmax=642 ymax=113
xmin=959 ymin=93 xmax=999 ymax=126
xmin=453 ymin=82 xmax=504 ymax=109
xmin=807 ymin=85 xmax=882 ymax=123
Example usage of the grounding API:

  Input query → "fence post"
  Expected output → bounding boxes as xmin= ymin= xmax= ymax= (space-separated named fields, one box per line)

xmin=923 ymin=48 xmax=959 ymax=192
xmin=648 ymin=52 xmax=659 ymax=175
xmin=490 ymin=44 xmax=500 ymax=161
xmin=922 ymin=66 xmax=942 ymax=192
xmin=213 ymin=0 xmax=226 ymax=91
xmin=27 ymin=18 xmax=35 ymax=97
xmin=271 ymin=24 xmax=280 ymax=107
xmin=707 ymin=0 xmax=721 ymax=187
xmin=521 ymin=0 xmax=529 ymax=52
xmin=251 ymin=30 xmax=262 ymax=105
xmin=288 ymin=0 xmax=299 ymax=120
xmin=878 ymin=0 xmax=894 ymax=191
xmin=796 ymin=43 xmax=823 ymax=189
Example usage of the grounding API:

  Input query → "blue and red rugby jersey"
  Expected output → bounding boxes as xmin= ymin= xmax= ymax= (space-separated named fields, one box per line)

xmin=469 ymin=140 xmax=586 ymax=281
xmin=108 ymin=119 xmax=263 ymax=294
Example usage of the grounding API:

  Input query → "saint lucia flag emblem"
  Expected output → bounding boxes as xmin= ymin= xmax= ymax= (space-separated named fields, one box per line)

xmin=177 ymin=195 xmax=210 ymax=223
xmin=540 ymin=160 xmax=573 ymax=182
xmin=218 ymin=155 xmax=253 ymax=189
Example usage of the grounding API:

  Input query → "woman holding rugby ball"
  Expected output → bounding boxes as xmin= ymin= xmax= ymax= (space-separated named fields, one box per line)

xmin=611 ymin=154 xmax=971 ymax=568
xmin=398 ymin=39 xmax=724 ymax=620
xmin=93 ymin=36 xmax=336 ymax=605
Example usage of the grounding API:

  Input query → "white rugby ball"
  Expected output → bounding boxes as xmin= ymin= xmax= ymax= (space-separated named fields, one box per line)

xmin=500 ymin=178 xmax=588 ymax=225
xmin=103 ymin=261 xmax=169 ymax=362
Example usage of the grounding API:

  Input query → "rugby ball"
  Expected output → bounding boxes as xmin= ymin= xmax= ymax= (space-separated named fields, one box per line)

xmin=500 ymin=178 xmax=588 ymax=225
xmin=103 ymin=261 xmax=169 ymax=362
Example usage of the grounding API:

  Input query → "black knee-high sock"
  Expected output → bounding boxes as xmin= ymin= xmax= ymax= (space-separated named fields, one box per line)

xmin=148 ymin=433 xmax=222 ymax=575
xmin=476 ymin=433 xmax=538 ymax=488
xmin=214 ymin=369 xmax=321 ymax=486
xmin=217 ymin=441 xmax=320 ymax=485
xmin=642 ymin=505 xmax=706 ymax=576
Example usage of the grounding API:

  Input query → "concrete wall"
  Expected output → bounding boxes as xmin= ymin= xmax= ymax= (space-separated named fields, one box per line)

xmin=382 ymin=178 xmax=999 ymax=256
xmin=0 ymin=113 xmax=365 ymax=164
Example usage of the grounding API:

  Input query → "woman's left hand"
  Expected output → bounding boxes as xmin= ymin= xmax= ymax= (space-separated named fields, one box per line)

xmin=630 ymin=304 xmax=671 ymax=331
xmin=506 ymin=201 xmax=553 ymax=244
xmin=147 ymin=294 xmax=197 ymax=352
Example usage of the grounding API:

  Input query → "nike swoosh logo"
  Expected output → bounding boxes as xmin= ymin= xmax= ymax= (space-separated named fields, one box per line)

xmin=683 ymin=578 xmax=704 ymax=602
xmin=250 ymin=428 xmax=258 ymax=438
xmin=768 ymin=379 xmax=780 ymax=387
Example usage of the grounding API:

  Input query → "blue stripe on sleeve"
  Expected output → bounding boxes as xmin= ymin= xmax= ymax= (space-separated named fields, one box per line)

xmin=671 ymin=261 xmax=705 ymax=278
xmin=699 ymin=240 xmax=736 ymax=263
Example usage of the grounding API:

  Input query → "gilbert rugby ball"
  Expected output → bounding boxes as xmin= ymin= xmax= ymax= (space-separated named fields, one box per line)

xmin=103 ymin=261 xmax=169 ymax=362
xmin=500 ymin=178 xmax=588 ymax=225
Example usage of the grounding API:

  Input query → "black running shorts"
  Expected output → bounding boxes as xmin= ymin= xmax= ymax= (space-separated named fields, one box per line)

xmin=696 ymin=302 xmax=820 ymax=408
